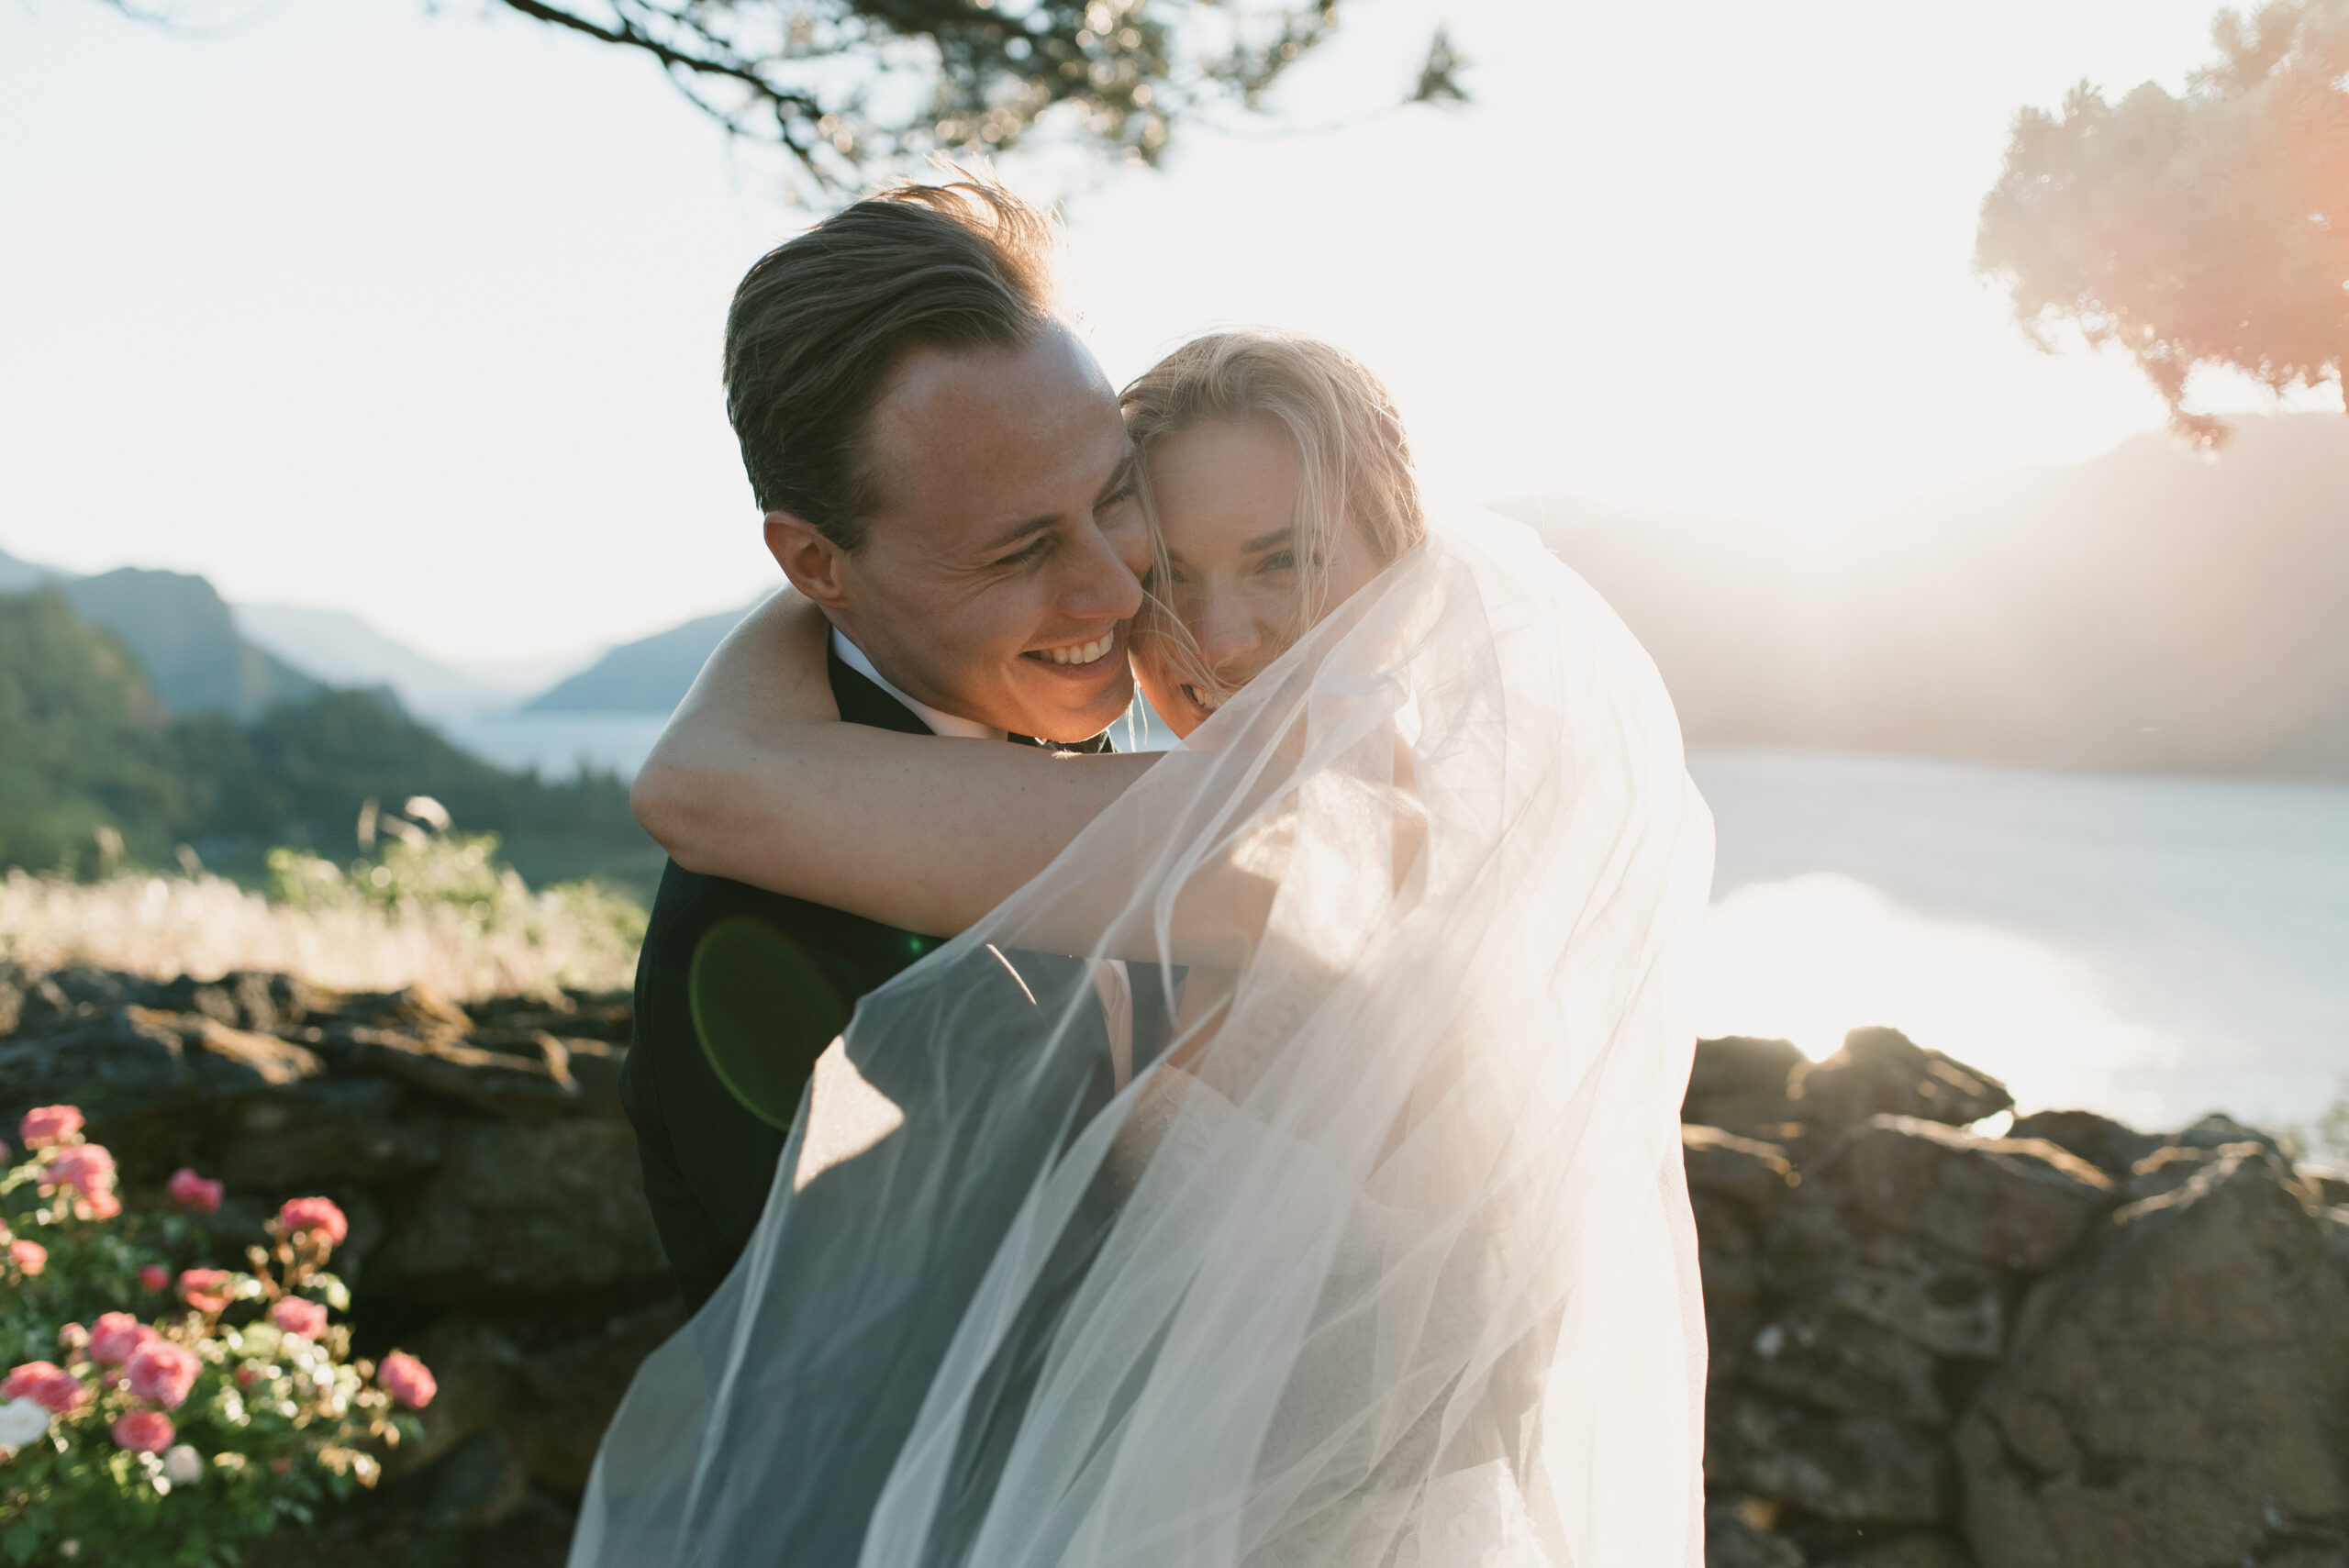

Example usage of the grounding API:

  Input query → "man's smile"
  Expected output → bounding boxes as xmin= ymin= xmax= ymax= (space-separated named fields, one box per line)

xmin=1021 ymin=628 xmax=1120 ymax=670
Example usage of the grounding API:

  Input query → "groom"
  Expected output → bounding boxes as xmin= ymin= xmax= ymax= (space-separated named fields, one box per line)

xmin=620 ymin=182 xmax=1152 ymax=1312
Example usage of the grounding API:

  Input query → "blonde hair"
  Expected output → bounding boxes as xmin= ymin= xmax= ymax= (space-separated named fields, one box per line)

xmin=1120 ymin=331 xmax=1426 ymax=702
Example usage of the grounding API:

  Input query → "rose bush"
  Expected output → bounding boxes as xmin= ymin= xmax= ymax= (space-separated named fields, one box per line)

xmin=0 ymin=1108 xmax=434 ymax=1566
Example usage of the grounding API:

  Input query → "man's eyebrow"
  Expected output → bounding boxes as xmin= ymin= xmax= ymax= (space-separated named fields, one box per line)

xmin=979 ymin=514 xmax=1056 ymax=555
xmin=978 ymin=449 xmax=1141 ymax=557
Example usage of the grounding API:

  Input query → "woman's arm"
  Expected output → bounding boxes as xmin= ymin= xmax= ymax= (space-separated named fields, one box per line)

xmin=629 ymin=589 xmax=1159 ymax=937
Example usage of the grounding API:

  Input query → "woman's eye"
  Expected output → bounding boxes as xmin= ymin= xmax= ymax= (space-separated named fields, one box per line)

xmin=1258 ymin=550 xmax=1297 ymax=574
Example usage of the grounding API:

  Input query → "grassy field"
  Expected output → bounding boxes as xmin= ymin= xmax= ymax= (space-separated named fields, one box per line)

xmin=0 ymin=839 xmax=643 ymax=1000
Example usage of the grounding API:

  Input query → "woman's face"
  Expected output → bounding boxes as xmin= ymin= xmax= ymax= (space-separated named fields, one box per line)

xmin=1133 ymin=417 xmax=1380 ymax=739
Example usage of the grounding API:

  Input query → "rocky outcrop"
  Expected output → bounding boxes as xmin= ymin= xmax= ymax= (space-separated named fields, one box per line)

xmin=1832 ymin=1117 xmax=2117 ymax=1273
xmin=1955 ymin=1149 xmax=2349 ymax=1568
xmin=10 ymin=967 xmax=2345 ymax=1568
xmin=1687 ymin=1026 xmax=2349 ymax=1568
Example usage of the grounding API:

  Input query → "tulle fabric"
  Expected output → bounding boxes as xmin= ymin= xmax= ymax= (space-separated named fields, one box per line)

xmin=571 ymin=509 xmax=1715 ymax=1568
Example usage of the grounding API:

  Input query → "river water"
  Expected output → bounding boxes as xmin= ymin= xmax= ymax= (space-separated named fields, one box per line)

xmin=437 ymin=711 xmax=2348 ymax=1135
xmin=1687 ymin=747 xmax=2349 ymax=1135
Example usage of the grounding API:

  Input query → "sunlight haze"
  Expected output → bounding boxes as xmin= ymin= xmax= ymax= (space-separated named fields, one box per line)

xmin=2 ymin=0 xmax=2328 ymax=662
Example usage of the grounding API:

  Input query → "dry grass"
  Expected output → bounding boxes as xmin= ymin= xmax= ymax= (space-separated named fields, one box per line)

xmin=0 ymin=869 xmax=640 ymax=1000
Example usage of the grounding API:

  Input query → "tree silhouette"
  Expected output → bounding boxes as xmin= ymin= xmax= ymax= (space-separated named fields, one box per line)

xmin=97 ymin=0 xmax=1341 ymax=191
xmin=1976 ymin=0 xmax=2347 ymax=445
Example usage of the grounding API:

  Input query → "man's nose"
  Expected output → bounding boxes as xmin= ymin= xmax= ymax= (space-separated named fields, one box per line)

xmin=1103 ymin=498 xmax=1153 ymax=581
xmin=1056 ymin=517 xmax=1146 ymax=623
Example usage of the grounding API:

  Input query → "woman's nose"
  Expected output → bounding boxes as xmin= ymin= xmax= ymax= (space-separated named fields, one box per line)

xmin=1191 ymin=587 xmax=1266 ymax=672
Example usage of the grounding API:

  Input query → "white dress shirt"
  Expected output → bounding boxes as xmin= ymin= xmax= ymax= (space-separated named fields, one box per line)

xmin=830 ymin=628 xmax=1006 ymax=742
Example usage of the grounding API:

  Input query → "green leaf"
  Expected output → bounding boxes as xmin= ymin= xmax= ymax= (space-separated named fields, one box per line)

xmin=5 ymin=1521 xmax=41 ymax=1563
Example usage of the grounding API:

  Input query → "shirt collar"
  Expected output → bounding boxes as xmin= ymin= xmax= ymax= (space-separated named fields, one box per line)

xmin=830 ymin=628 xmax=1007 ymax=743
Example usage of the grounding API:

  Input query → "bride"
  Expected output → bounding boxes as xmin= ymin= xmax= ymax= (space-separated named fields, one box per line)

xmin=573 ymin=331 xmax=1715 ymax=1567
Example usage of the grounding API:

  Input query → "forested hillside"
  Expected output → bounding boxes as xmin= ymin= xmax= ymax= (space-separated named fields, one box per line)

xmin=0 ymin=591 xmax=186 ymax=873
xmin=61 ymin=568 xmax=321 ymax=720
xmin=0 ymin=587 xmax=653 ymax=889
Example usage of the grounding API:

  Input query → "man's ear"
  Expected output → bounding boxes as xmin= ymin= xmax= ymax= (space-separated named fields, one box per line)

xmin=764 ymin=512 xmax=852 ymax=611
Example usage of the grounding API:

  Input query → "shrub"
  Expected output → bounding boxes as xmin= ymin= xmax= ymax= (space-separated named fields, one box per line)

xmin=0 ymin=1110 xmax=432 ymax=1567
xmin=265 ymin=815 xmax=644 ymax=954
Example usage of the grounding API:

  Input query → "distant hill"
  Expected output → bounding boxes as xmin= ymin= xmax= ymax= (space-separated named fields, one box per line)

xmin=523 ymin=602 xmax=759 ymax=713
xmin=0 ymin=590 xmax=184 ymax=873
xmin=0 ymin=583 xmax=652 ymax=886
xmin=1498 ymin=413 xmax=2349 ymax=778
xmin=59 ymin=569 xmax=321 ymax=723
xmin=234 ymin=602 xmax=515 ymax=720
xmin=0 ymin=545 xmax=69 ymax=594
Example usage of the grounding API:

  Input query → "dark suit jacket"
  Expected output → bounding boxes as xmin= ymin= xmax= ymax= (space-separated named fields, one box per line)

xmin=621 ymin=644 xmax=1134 ymax=1311
xmin=619 ymin=647 xmax=1185 ymax=1562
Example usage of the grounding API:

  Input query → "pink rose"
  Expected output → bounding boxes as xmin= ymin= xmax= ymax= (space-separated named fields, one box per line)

xmin=0 ymin=1362 xmax=84 ymax=1416
xmin=0 ymin=1364 xmax=50 ymax=1402
xmin=113 ymin=1409 xmax=174 ymax=1453
xmin=139 ymin=1263 xmax=171 ymax=1293
xmin=275 ymin=1197 xmax=348 ymax=1248
xmin=80 ymin=1188 xmax=121 ymax=1220
xmin=56 ymin=1323 xmax=87 ymax=1354
xmin=177 ymin=1269 xmax=235 ymax=1314
xmin=90 ymin=1313 xmax=158 ymax=1365
xmin=377 ymin=1351 xmax=436 ymax=1409
xmin=167 ymin=1168 xmax=224 ymax=1213
xmin=45 ymin=1144 xmax=115 ymax=1199
xmin=17 ymin=1106 xmax=82 ymax=1150
xmin=124 ymin=1340 xmax=200 ymax=1409
xmin=270 ymin=1297 xmax=328 ymax=1339
xmin=7 ymin=1240 xmax=43 ymax=1277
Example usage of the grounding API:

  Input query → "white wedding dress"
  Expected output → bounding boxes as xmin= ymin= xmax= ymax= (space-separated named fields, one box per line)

xmin=571 ymin=508 xmax=1716 ymax=1568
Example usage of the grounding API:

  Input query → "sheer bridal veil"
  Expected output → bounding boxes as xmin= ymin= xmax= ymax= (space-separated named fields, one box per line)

xmin=572 ymin=508 xmax=1716 ymax=1568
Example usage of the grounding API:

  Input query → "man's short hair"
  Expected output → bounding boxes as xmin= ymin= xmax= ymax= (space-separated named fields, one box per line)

xmin=724 ymin=181 xmax=1059 ymax=551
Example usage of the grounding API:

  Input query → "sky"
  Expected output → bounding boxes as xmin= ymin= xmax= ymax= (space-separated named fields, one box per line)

xmin=2 ymin=0 xmax=2329 ymax=664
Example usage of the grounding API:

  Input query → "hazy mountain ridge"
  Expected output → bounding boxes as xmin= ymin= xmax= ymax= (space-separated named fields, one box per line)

xmin=0 ymin=546 xmax=70 ymax=595
xmin=233 ymin=602 xmax=519 ymax=720
xmin=0 ymin=548 xmax=336 ymax=724
xmin=1497 ymin=414 xmax=2349 ymax=778
xmin=523 ymin=602 xmax=761 ymax=713
xmin=57 ymin=569 xmax=324 ymax=723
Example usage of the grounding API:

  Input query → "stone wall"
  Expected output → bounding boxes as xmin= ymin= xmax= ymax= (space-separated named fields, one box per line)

xmin=1688 ymin=1028 xmax=2349 ymax=1568
xmin=5 ymin=966 xmax=2346 ymax=1566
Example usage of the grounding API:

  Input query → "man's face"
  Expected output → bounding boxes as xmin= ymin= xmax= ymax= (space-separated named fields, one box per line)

xmin=815 ymin=326 xmax=1148 ymax=742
